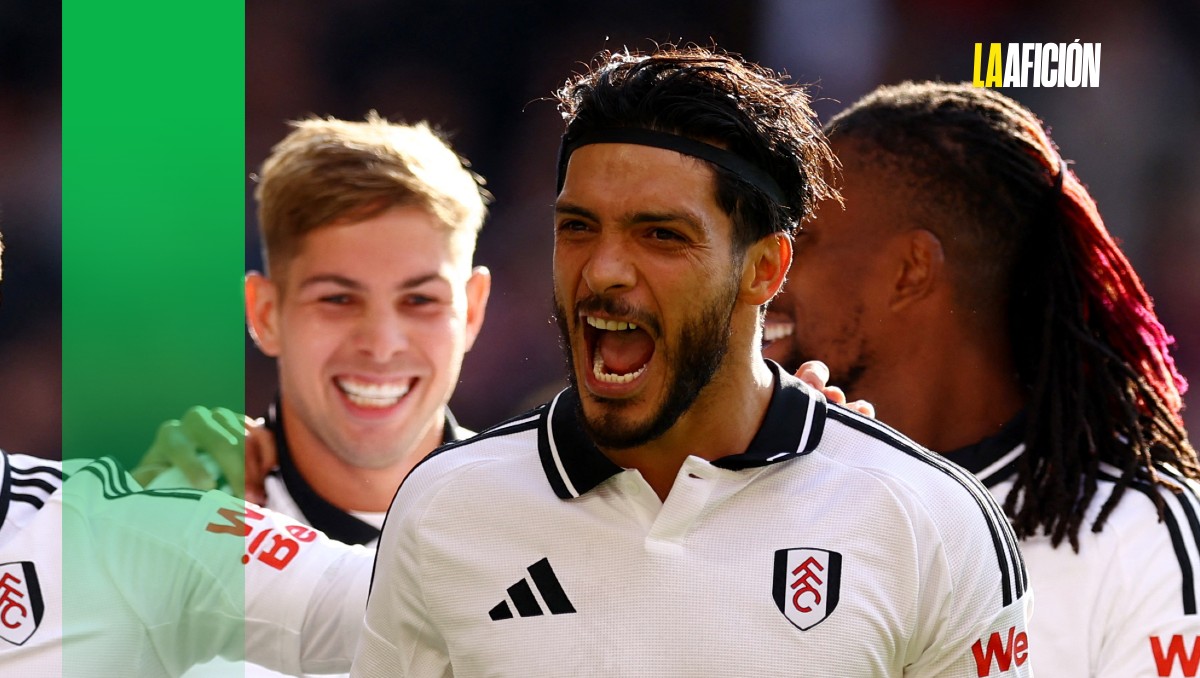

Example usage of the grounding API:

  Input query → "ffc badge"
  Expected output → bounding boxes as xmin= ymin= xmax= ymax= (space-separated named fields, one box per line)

xmin=772 ymin=548 xmax=841 ymax=631
xmin=0 ymin=561 xmax=44 ymax=646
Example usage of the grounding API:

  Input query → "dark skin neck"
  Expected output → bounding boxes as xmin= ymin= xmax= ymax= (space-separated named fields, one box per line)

xmin=851 ymin=309 xmax=1025 ymax=454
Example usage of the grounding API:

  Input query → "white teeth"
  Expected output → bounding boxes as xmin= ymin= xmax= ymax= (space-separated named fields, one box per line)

xmin=336 ymin=378 xmax=412 ymax=408
xmin=763 ymin=323 xmax=795 ymax=342
xmin=591 ymin=348 xmax=648 ymax=384
xmin=585 ymin=316 xmax=638 ymax=332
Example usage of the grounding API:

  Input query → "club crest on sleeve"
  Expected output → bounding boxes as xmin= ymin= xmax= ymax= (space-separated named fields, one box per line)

xmin=772 ymin=548 xmax=841 ymax=631
xmin=0 ymin=561 xmax=45 ymax=646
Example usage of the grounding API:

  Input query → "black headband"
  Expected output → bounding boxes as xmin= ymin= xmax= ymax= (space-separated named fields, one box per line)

xmin=556 ymin=128 xmax=786 ymax=205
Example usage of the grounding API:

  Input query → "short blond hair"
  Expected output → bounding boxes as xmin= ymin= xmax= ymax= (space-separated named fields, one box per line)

xmin=254 ymin=113 xmax=489 ymax=278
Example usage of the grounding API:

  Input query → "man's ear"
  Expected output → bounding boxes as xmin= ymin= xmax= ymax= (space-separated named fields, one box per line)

xmin=740 ymin=233 xmax=792 ymax=306
xmin=463 ymin=266 xmax=492 ymax=352
xmin=245 ymin=272 xmax=282 ymax=357
xmin=890 ymin=229 xmax=944 ymax=311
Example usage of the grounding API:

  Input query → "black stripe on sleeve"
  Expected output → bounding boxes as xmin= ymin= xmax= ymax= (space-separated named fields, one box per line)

xmin=828 ymin=409 xmax=1025 ymax=606
xmin=1100 ymin=470 xmax=1199 ymax=615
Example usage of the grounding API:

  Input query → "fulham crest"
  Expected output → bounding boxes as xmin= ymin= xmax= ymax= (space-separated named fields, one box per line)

xmin=0 ymin=561 xmax=44 ymax=646
xmin=773 ymin=548 xmax=841 ymax=631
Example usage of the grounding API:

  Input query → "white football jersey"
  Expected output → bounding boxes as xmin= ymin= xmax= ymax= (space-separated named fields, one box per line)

xmin=355 ymin=366 xmax=1034 ymax=677
xmin=0 ymin=450 xmax=371 ymax=678
xmin=947 ymin=422 xmax=1200 ymax=678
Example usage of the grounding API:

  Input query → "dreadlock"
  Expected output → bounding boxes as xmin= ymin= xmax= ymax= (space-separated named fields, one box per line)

xmin=826 ymin=82 xmax=1197 ymax=551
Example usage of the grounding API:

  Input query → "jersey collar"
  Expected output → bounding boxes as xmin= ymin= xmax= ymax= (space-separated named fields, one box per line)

xmin=537 ymin=360 xmax=827 ymax=499
xmin=941 ymin=411 xmax=1027 ymax=486
xmin=266 ymin=398 xmax=468 ymax=544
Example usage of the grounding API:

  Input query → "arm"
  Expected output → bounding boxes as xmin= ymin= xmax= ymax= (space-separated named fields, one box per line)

xmin=350 ymin=474 xmax=452 ymax=678
xmin=79 ymin=459 xmax=369 ymax=675
xmin=1093 ymin=477 xmax=1200 ymax=677
xmin=898 ymin=475 xmax=1034 ymax=677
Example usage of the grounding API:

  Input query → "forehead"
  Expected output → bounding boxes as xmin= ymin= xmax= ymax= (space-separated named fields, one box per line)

xmin=557 ymin=143 xmax=725 ymax=219
xmin=283 ymin=205 xmax=469 ymax=283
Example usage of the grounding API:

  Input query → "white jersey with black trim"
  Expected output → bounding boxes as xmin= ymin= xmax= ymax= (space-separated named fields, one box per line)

xmin=0 ymin=449 xmax=372 ymax=678
xmin=354 ymin=363 xmax=1033 ymax=677
xmin=946 ymin=419 xmax=1200 ymax=678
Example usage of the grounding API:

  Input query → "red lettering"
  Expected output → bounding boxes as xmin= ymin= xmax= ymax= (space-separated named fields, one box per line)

xmin=790 ymin=558 xmax=825 ymax=612
xmin=1151 ymin=635 xmax=1200 ymax=677
xmin=0 ymin=572 xmax=28 ymax=629
xmin=205 ymin=505 xmax=265 ymax=536
xmin=971 ymin=626 xmax=1028 ymax=676
xmin=256 ymin=534 xmax=301 ymax=570
xmin=285 ymin=524 xmax=318 ymax=542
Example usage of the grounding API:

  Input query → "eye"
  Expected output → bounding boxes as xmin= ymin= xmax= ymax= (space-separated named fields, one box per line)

xmin=319 ymin=294 xmax=353 ymax=305
xmin=650 ymin=228 xmax=681 ymax=241
xmin=404 ymin=294 xmax=437 ymax=307
xmin=556 ymin=219 xmax=591 ymax=234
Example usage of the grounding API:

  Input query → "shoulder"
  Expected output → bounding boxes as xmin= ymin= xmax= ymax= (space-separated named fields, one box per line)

xmin=818 ymin=407 xmax=1002 ymax=511
xmin=394 ymin=406 xmax=546 ymax=512
xmin=1087 ymin=464 xmax=1200 ymax=614
xmin=815 ymin=408 xmax=1028 ymax=606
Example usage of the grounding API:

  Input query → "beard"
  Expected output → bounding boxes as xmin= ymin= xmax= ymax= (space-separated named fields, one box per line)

xmin=554 ymin=278 xmax=739 ymax=450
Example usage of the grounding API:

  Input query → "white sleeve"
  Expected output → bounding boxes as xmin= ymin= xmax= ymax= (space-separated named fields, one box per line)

xmin=350 ymin=473 xmax=452 ymax=678
xmin=82 ymin=460 xmax=371 ymax=677
xmin=897 ymin=478 xmax=1035 ymax=677
xmin=200 ymin=494 xmax=374 ymax=675
xmin=1093 ymin=481 xmax=1200 ymax=677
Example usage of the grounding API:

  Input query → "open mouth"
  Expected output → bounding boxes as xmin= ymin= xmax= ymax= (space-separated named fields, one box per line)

xmin=335 ymin=377 xmax=414 ymax=409
xmin=584 ymin=315 xmax=655 ymax=386
xmin=762 ymin=320 xmax=795 ymax=348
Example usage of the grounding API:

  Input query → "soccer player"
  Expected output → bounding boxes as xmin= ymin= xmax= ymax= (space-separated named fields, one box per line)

xmin=140 ymin=115 xmax=491 ymax=540
xmin=353 ymin=47 xmax=1032 ymax=677
xmin=763 ymin=81 xmax=1200 ymax=677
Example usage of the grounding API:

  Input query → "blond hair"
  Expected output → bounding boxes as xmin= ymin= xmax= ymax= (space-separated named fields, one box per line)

xmin=254 ymin=113 xmax=489 ymax=278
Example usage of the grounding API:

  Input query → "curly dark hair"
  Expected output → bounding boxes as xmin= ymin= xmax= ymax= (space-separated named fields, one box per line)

xmin=827 ymin=81 xmax=1197 ymax=551
xmin=554 ymin=45 xmax=839 ymax=251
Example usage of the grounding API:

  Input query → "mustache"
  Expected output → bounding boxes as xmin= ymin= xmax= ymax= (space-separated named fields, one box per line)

xmin=572 ymin=295 xmax=661 ymax=336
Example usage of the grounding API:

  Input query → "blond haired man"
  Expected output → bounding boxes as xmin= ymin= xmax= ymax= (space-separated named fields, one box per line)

xmin=241 ymin=114 xmax=490 ymax=542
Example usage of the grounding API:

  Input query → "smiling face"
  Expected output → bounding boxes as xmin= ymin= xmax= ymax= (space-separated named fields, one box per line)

xmin=553 ymin=143 xmax=744 ymax=450
xmin=247 ymin=204 xmax=489 ymax=471
xmin=762 ymin=146 xmax=897 ymax=394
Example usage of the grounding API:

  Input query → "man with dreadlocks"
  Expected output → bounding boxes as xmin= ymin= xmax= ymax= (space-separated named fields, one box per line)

xmin=765 ymin=80 xmax=1200 ymax=676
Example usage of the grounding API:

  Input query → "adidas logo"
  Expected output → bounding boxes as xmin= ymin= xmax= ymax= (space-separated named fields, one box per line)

xmin=489 ymin=557 xmax=576 ymax=620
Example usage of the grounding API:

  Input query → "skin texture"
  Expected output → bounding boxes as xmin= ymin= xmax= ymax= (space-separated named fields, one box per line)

xmin=553 ymin=143 xmax=789 ymax=499
xmin=763 ymin=141 xmax=1023 ymax=451
xmin=245 ymin=205 xmax=489 ymax=511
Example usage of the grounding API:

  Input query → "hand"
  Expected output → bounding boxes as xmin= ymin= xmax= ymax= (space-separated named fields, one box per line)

xmin=794 ymin=361 xmax=876 ymax=418
xmin=132 ymin=406 xmax=248 ymax=497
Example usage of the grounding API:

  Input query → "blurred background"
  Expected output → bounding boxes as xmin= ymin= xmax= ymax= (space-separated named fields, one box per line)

xmin=244 ymin=0 xmax=1200 ymax=436
xmin=3 ymin=1 xmax=1198 ymax=459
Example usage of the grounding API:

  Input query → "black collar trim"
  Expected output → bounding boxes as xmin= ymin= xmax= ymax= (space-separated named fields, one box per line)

xmin=267 ymin=398 xmax=467 ymax=544
xmin=0 ymin=450 xmax=10 ymax=533
xmin=537 ymin=361 xmax=826 ymax=499
xmin=941 ymin=411 xmax=1027 ymax=477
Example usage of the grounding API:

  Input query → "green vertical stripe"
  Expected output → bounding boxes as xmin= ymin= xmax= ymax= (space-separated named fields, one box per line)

xmin=62 ymin=3 xmax=246 ymax=676
xmin=63 ymin=3 xmax=245 ymax=467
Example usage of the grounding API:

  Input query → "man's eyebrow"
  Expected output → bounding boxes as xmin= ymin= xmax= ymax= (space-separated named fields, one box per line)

xmin=298 ymin=272 xmax=450 ymax=291
xmin=555 ymin=201 xmax=701 ymax=228
xmin=297 ymin=274 xmax=362 ymax=290
xmin=399 ymin=272 xmax=448 ymax=289
xmin=554 ymin=201 xmax=598 ymax=221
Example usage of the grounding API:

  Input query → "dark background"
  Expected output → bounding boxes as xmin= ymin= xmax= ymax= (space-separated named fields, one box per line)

xmin=2 ymin=0 xmax=1198 ymax=458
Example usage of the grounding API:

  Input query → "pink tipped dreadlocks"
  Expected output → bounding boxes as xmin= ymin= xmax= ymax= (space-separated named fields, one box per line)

xmin=827 ymin=82 xmax=1197 ymax=551
xmin=1057 ymin=167 xmax=1188 ymax=421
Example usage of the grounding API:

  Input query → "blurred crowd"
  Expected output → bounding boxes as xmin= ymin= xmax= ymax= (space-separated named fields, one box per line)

xmin=4 ymin=0 xmax=1198 ymax=458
